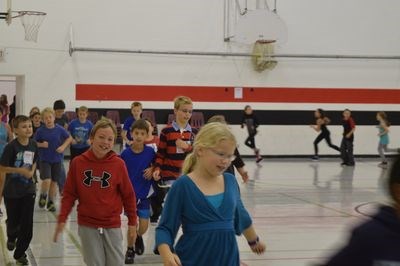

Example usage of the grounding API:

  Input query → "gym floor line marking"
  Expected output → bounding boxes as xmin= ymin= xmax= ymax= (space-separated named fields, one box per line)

xmin=278 ymin=192 xmax=358 ymax=217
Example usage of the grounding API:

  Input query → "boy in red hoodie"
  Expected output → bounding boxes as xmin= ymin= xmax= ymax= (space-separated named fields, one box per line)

xmin=54 ymin=118 xmax=137 ymax=266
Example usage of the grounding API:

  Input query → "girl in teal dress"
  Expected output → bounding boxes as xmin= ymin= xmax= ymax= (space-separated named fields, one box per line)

xmin=155 ymin=122 xmax=266 ymax=266
xmin=376 ymin=112 xmax=397 ymax=168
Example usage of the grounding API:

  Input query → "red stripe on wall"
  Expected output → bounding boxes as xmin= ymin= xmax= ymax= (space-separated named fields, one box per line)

xmin=76 ymin=84 xmax=400 ymax=104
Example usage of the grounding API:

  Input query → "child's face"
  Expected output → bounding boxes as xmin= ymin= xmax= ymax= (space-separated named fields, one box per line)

xmin=32 ymin=114 xmax=41 ymax=126
xmin=78 ymin=110 xmax=88 ymax=121
xmin=145 ymin=120 xmax=154 ymax=136
xmin=42 ymin=112 xmax=55 ymax=128
xmin=55 ymin=109 xmax=65 ymax=119
xmin=199 ymin=139 xmax=235 ymax=177
xmin=174 ymin=103 xmax=193 ymax=125
xmin=90 ymin=127 xmax=115 ymax=158
xmin=376 ymin=113 xmax=382 ymax=121
xmin=314 ymin=110 xmax=320 ymax=118
xmin=15 ymin=120 xmax=33 ymax=139
xmin=30 ymin=107 xmax=40 ymax=116
xmin=131 ymin=128 xmax=147 ymax=145
xmin=343 ymin=110 xmax=351 ymax=120
xmin=245 ymin=106 xmax=253 ymax=115
xmin=131 ymin=106 xmax=142 ymax=119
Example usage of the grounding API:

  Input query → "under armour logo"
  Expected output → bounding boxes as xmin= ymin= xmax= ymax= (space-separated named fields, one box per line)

xmin=83 ymin=170 xmax=111 ymax=188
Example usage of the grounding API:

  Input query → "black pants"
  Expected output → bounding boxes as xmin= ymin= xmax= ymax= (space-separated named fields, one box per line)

xmin=150 ymin=183 xmax=169 ymax=221
xmin=313 ymin=131 xmax=340 ymax=156
xmin=340 ymin=138 xmax=355 ymax=165
xmin=4 ymin=193 xmax=36 ymax=259
xmin=244 ymin=132 xmax=257 ymax=149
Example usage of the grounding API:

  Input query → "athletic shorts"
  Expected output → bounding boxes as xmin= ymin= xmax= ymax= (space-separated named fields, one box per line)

xmin=137 ymin=198 xmax=150 ymax=219
xmin=39 ymin=161 xmax=63 ymax=182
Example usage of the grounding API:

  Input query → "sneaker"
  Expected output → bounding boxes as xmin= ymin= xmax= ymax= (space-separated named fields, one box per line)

xmin=135 ymin=235 xmax=145 ymax=255
xmin=340 ymin=162 xmax=348 ymax=167
xmin=124 ymin=248 xmax=135 ymax=264
xmin=7 ymin=239 xmax=16 ymax=251
xmin=311 ymin=156 xmax=319 ymax=161
xmin=15 ymin=253 xmax=28 ymax=265
xmin=256 ymin=156 xmax=263 ymax=163
xmin=46 ymin=200 xmax=56 ymax=212
xmin=38 ymin=194 xmax=47 ymax=208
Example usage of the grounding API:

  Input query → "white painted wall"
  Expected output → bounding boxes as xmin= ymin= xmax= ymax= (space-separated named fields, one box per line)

xmin=0 ymin=0 xmax=399 ymax=156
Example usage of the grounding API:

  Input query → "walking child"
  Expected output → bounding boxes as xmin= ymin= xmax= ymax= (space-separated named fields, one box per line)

xmin=151 ymin=96 xmax=197 ymax=224
xmin=54 ymin=118 xmax=137 ymax=266
xmin=241 ymin=105 xmax=262 ymax=163
xmin=120 ymin=119 xmax=157 ymax=264
xmin=310 ymin=109 xmax=340 ymax=161
xmin=376 ymin=111 xmax=397 ymax=168
xmin=340 ymin=109 xmax=356 ymax=166
xmin=122 ymin=102 xmax=143 ymax=148
xmin=155 ymin=122 xmax=266 ymax=266
xmin=34 ymin=107 xmax=72 ymax=212
xmin=68 ymin=106 xmax=93 ymax=162
xmin=0 ymin=115 xmax=38 ymax=265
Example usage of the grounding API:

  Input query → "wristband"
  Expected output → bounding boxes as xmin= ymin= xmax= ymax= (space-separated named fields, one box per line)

xmin=247 ymin=236 xmax=259 ymax=247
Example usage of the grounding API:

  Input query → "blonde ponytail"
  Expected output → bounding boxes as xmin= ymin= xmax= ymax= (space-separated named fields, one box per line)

xmin=182 ymin=152 xmax=197 ymax=174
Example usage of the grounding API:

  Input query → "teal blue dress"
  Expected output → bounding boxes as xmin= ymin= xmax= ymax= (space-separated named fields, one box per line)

xmin=155 ymin=173 xmax=252 ymax=266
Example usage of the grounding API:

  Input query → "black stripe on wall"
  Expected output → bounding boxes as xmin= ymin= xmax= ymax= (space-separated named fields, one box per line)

xmin=85 ymin=109 xmax=400 ymax=126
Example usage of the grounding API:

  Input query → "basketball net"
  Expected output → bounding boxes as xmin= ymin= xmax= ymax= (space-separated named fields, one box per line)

xmin=18 ymin=11 xmax=46 ymax=42
xmin=251 ymin=40 xmax=277 ymax=72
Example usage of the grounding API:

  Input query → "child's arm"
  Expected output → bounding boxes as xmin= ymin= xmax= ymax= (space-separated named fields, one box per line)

xmin=242 ymin=225 xmax=266 ymax=255
xmin=56 ymin=135 xmax=73 ymax=154
xmin=0 ymin=164 xmax=35 ymax=179
xmin=378 ymin=121 xmax=389 ymax=136
xmin=345 ymin=118 xmax=356 ymax=138
xmin=158 ymin=244 xmax=182 ymax=266
xmin=121 ymin=130 xmax=132 ymax=146
xmin=36 ymin=141 xmax=49 ymax=148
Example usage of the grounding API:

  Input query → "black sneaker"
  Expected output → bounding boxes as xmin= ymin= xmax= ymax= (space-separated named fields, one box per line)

xmin=7 ymin=239 xmax=16 ymax=251
xmin=15 ymin=253 xmax=28 ymax=265
xmin=135 ymin=235 xmax=145 ymax=255
xmin=46 ymin=200 xmax=56 ymax=212
xmin=311 ymin=156 xmax=319 ymax=161
xmin=124 ymin=248 xmax=135 ymax=264
xmin=38 ymin=194 xmax=47 ymax=208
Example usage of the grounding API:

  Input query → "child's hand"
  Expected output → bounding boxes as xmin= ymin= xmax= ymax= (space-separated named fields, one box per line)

xmin=56 ymin=146 xmax=65 ymax=154
xmin=175 ymin=139 xmax=188 ymax=150
xmin=127 ymin=225 xmax=137 ymax=241
xmin=53 ymin=223 xmax=65 ymax=242
xmin=19 ymin=168 xmax=34 ymax=179
xmin=41 ymin=141 xmax=49 ymax=148
xmin=250 ymin=240 xmax=266 ymax=255
xmin=153 ymin=169 xmax=161 ymax=181
xmin=71 ymin=139 xmax=77 ymax=145
xmin=143 ymin=167 xmax=153 ymax=180
xmin=162 ymin=253 xmax=182 ymax=266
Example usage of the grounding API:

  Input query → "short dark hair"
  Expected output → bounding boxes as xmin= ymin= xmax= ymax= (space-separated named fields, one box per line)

xmin=13 ymin=115 xmax=31 ymax=129
xmin=53 ymin=99 xmax=66 ymax=110
xmin=130 ymin=119 xmax=149 ymax=133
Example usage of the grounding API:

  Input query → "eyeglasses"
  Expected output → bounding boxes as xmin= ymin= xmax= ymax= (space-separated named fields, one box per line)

xmin=178 ymin=109 xmax=193 ymax=114
xmin=209 ymin=148 xmax=236 ymax=162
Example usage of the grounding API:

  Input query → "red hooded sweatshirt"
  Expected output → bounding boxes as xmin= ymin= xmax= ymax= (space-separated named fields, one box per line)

xmin=58 ymin=149 xmax=137 ymax=228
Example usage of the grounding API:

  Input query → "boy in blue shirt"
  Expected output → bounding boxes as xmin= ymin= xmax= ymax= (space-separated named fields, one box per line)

xmin=122 ymin=102 xmax=142 ymax=148
xmin=120 ymin=119 xmax=157 ymax=264
xmin=35 ymin=107 xmax=72 ymax=212
xmin=68 ymin=106 xmax=93 ymax=162
xmin=0 ymin=115 xmax=38 ymax=265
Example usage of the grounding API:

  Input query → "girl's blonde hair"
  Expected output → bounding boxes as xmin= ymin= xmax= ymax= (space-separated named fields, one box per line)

xmin=182 ymin=122 xmax=236 ymax=174
xmin=90 ymin=117 xmax=117 ymax=141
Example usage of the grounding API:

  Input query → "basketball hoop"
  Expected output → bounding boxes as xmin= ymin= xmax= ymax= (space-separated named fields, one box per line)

xmin=16 ymin=11 xmax=46 ymax=42
xmin=251 ymin=40 xmax=277 ymax=72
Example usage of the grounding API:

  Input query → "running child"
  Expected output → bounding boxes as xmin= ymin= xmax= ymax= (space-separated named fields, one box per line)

xmin=68 ymin=106 xmax=93 ymax=162
xmin=122 ymin=102 xmax=143 ymax=148
xmin=241 ymin=105 xmax=262 ymax=163
xmin=340 ymin=109 xmax=356 ymax=166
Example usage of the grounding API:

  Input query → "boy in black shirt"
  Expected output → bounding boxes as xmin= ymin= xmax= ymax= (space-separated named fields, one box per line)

xmin=0 ymin=115 xmax=38 ymax=265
